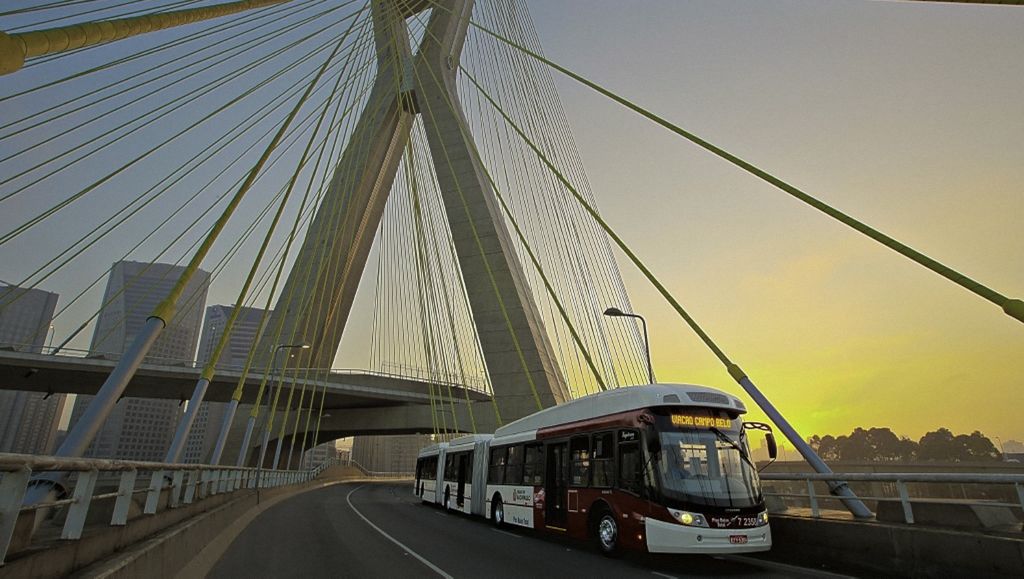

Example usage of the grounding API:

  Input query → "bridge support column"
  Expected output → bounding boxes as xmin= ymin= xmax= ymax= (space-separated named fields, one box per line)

xmin=413 ymin=0 xmax=570 ymax=426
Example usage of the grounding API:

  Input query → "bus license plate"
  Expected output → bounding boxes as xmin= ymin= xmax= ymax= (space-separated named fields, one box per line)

xmin=729 ymin=535 xmax=748 ymax=544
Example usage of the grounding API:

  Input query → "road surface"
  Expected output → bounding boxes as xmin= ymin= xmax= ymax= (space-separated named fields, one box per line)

xmin=212 ymin=481 xmax=842 ymax=578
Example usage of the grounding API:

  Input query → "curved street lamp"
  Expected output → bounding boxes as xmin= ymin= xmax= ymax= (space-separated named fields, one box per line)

xmin=604 ymin=307 xmax=655 ymax=384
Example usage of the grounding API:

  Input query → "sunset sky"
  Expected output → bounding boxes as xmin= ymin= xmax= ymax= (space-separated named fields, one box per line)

xmin=526 ymin=0 xmax=1023 ymax=444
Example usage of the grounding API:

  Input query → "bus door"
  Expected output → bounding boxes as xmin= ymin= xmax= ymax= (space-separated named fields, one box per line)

xmin=456 ymin=453 xmax=468 ymax=507
xmin=545 ymin=442 xmax=569 ymax=528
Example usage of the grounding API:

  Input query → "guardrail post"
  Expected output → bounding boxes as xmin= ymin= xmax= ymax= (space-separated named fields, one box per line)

xmin=806 ymin=480 xmax=820 ymax=518
xmin=184 ymin=470 xmax=199 ymax=504
xmin=1016 ymin=483 xmax=1024 ymax=515
xmin=209 ymin=470 xmax=220 ymax=495
xmin=62 ymin=469 xmax=99 ymax=540
xmin=199 ymin=470 xmax=211 ymax=498
xmin=896 ymin=480 xmax=914 ymax=524
xmin=1 ymin=466 xmax=30 ymax=564
xmin=169 ymin=470 xmax=185 ymax=508
xmin=220 ymin=470 xmax=229 ymax=493
xmin=144 ymin=470 xmax=163 ymax=514
xmin=111 ymin=469 xmax=137 ymax=525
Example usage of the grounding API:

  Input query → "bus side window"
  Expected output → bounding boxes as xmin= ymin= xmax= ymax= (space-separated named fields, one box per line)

xmin=445 ymin=454 xmax=455 ymax=481
xmin=591 ymin=432 xmax=614 ymax=488
xmin=489 ymin=446 xmax=507 ymax=485
xmin=570 ymin=436 xmax=590 ymax=487
xmin=523 ymin=443 xmax=544 ymax=486
xmin=618 ymin=430 xmax=642 ymax=495
xmin=506 ymin=445 xmax=525 ymax=485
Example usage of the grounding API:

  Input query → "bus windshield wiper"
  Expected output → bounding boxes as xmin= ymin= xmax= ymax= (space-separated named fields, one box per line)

xmin=710 ymin=427 xmax=755 ymax=470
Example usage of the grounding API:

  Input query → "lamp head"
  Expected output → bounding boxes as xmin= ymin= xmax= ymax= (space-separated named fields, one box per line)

xmin=603 ymin=307 xmax=625 ymax=317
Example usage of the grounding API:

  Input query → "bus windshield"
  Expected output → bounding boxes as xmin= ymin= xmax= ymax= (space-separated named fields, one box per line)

xmin=654 ymin=421 xmax=762 ymax=509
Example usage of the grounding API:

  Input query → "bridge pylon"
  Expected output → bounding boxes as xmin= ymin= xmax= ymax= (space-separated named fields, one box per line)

xmin=249 ymin=0 xmax=568 ymax=440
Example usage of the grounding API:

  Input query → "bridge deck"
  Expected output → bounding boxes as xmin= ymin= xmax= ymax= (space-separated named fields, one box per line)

xmin=0 ymin=350 xmax=490 ymax=410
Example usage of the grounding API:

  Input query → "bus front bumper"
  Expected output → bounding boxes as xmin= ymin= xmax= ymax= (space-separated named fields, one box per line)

xmin=644 ymin=518 xmax=771 ymax=554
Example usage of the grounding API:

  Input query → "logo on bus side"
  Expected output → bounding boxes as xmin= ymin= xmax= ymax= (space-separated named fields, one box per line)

xmin=512 ymin=488 xmax=532 ymax=503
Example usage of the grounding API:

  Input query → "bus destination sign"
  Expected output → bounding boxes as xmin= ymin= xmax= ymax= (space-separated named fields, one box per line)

xmin=670 ymin=414 xmax=732 ymax=429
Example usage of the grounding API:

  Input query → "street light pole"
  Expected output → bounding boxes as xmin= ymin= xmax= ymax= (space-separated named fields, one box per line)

xmin=253 ymin=343 xmax=308 ymax=503
xmin=604 ymin=307 xmax=655 ymax=384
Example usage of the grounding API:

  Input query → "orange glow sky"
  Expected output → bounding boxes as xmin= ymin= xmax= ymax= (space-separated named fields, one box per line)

xmin=528 ymin=0 xmax=1024 ymax=444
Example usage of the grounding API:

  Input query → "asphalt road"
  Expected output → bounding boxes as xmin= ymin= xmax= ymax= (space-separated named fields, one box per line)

xmin=211 ymin=481 xmax=839 ymax=579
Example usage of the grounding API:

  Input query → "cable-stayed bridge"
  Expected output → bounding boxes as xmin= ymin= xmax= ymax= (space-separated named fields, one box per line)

xmin=0 ymin=0 xmax=1022 ymax=576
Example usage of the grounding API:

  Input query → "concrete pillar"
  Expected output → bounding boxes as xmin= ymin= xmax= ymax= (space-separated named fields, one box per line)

xmin=413 ymin=0 xmax=570 ymax=426
xmin=256 ymin=0 xmax=416 ymax=370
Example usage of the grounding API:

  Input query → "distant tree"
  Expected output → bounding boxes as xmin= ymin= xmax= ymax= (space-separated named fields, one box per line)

xmin=866 ymin=427 xmax=907 ymax=462
xmin=838 ymin=428 xmax=875 ymax=461
xmin=918 ymin=428 xmax=956 ymax=461
xmin=811 ymin=427 xmax=998 ymax=463
xmin=896 ymin=436 xmax=918 ymax=462
xmin=818 ymin=434 xmax=840 ymax=461
xmin=959 ymin=431 xmax=1002 ymax=461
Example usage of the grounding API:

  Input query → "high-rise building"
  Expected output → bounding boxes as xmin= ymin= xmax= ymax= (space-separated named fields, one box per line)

xmin=0 ymin=284 xmax=65 ymax=454
xmin=351 ymin=434 xmax=430 ymax=474
xmin=69 ymin=261 xmax=210 ymax=462
xmin=183 ymin=304 xmax=269 ymax=463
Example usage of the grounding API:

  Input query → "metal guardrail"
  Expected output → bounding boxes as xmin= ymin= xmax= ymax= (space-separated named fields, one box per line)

xmin=760 ymin=472 xmax=1024 ymax=524
xmin=0 ymin=453 xmax=339 ymax=565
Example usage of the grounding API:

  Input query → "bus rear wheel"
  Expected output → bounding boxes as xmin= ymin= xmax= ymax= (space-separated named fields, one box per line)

xmin=593 ymin=508 xmax=620 ymax=556
xmin=492 ymin=497 xmax=505 ymax=527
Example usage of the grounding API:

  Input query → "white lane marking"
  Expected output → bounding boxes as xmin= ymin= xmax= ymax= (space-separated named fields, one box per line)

xmin=345 ymin=485 xmax=454 ymax=579
xmin=652 ymin=572 xmax=678 ymax=579
xmin=725 ymin=555 xmax=856 ymax=578
xmin=492 ymin=529 xmax=520 ymax=539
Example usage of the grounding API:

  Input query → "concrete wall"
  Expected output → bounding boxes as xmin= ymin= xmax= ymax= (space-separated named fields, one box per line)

xmin=764 ymin=514 xmax=1024 ymax=577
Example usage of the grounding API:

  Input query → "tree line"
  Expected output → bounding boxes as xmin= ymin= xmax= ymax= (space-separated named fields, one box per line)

xmin=807 ymin=427 xmax=1002 ymax=463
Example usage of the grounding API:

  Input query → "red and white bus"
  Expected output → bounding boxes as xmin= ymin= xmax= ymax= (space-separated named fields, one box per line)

xmin=415 ymin=383 xmax=777 ymax=555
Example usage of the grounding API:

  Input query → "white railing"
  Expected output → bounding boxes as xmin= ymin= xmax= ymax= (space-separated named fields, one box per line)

xmin=0 ymin=453 xmax=338 ymax=564
xmin=760 ymin=471 xmax=1024 ymax=524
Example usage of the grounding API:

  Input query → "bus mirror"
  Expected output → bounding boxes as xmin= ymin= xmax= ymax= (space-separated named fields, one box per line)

xmin=765 ymin=433 xmax=778 ymax=460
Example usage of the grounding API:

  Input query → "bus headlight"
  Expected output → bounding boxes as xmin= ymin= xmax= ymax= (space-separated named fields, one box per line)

xmin=756 ymin=511 xmax=769 ymax=526
xmin=668 ymin=509 xmax=708 ymax=527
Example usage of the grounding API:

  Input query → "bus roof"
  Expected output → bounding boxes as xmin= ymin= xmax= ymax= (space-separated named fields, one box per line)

xmin=492 ymin=383 xmax=746 ymax=441
xmin=447 ymin=433 xmax=493 ymax=451
xmin=416 ymin=441 xmax=447 ymax=458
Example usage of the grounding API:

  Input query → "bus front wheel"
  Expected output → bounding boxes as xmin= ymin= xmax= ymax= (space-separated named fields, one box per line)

xmin=593 ymin=508 xmax=619 ymax=556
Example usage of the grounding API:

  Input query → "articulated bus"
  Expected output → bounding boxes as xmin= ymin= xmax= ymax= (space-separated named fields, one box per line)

xmin=415 ymin=383 xmax=778 ymax=555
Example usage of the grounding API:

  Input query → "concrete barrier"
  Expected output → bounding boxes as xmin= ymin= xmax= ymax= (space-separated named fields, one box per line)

xmin=0 ymin=466 xmax=363 ymax=579
xmin=760 ymin=514 xmax=1024 ymax=577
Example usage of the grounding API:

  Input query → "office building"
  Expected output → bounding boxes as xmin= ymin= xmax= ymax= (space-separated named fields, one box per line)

xmin=0 ymin=284 xmax=65 ymax=454
xmin=69 ymin=261 xmax=210 ymax=461
xmin=183 ymin=304 xmax=269 ymax=463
